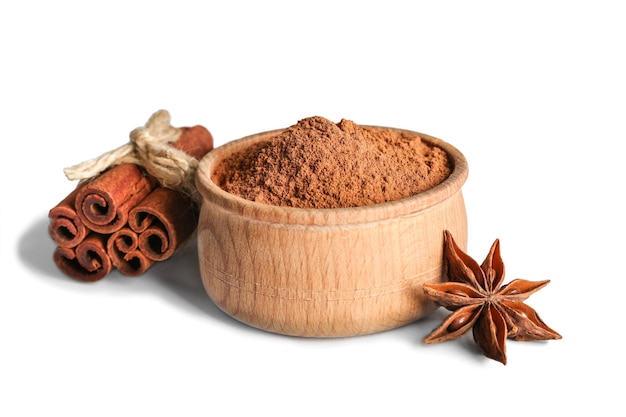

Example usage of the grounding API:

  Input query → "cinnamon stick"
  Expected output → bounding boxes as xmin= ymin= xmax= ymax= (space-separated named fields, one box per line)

xmin=107 ymin=228 xmax=155 ymax=276
xmin=74 ymin=163 xmax=158 ymax=234
xmin=50 ymin=112 xmax=214 ymax=282
xmin=129 ymin=187 xmax=198 ymax=261
xmin=172 ymin=125 xmax=214 ymax=160
xmin=48 ymin=184 xmax=88 ymax=248
xmin=53 ymin=233 xmax=112 ymax=282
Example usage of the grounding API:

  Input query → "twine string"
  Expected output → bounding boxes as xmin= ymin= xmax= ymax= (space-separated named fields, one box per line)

xmin=63 ymin=110 xmax=201 ymax=202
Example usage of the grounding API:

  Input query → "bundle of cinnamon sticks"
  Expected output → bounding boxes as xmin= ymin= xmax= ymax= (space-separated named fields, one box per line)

xmin=49 ymin=124 xmax=213 ymax=282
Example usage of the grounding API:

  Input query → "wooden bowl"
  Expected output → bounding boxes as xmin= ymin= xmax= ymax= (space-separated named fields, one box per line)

xmin=195 ymin=127 xmax=468 ymax=337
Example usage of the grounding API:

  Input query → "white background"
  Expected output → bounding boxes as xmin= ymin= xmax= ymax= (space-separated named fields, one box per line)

xmin=1 ymin=1 xmax=624 ymax=415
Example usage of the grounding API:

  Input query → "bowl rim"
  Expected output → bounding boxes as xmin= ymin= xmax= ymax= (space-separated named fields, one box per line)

xmin=195 ymin=126 xmax=469 ymax=226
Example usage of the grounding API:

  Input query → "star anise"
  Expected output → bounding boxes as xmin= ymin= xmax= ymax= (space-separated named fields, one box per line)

xmin=422 ymin=230 xmax=561 ymax=365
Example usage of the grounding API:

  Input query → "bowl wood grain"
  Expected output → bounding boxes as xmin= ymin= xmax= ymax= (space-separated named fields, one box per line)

xmin=195 ymin=127 xmax=468 ymax=337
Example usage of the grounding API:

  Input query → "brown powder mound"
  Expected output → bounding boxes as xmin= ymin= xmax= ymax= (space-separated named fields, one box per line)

xmin=213 ymin=116 xmax=452 ymax=209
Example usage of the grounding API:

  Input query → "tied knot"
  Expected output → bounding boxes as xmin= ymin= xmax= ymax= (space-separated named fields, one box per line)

xmin=63 ymin=110 xmax=200 ymax=202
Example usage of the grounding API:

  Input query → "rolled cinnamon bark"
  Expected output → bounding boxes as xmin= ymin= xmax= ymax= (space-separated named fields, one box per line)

xmin=129 ymin=187 xmax=198 ymax=261
xmin=74 ymin=163 xmax=158 ymax=234
xmin=172 ymin=125 xmax=214 ymax=160
xmin=53 ymin=233 xmax=112 ymax=282
xmin=48 ymin=184 xmax=88 ymax=248
xmin=107 ymin=228 xmax=155 ymax=276
xmin=50 ymin=117 xmax=215 ymax=281
xmin=125 ymin=125 xmax=213 ymax=261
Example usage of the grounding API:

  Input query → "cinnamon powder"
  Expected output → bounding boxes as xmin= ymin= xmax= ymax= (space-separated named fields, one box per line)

xmin=214 ymin=116 xmax=452 ymax=209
